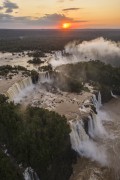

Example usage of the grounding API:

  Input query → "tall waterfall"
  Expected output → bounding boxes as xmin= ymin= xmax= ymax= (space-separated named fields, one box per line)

xmin=39 ymin=72 xmax=52 ymax=83
xmin=5 ymin=71 xmax=53 ymax=102
xmin=88 ymin=112 xmax=107 ymax=139
xmin=92 ymin=91 xmax=102 ymax=110
xmin=70 ymin=120 xmax=89 ymax=153
xmin=98 ymin=91 xmax=102 ymax=107
xmin=6 ymin=77 xmax=33 ymax=102
xmin=69 ymin=92 xmax=108 ymax=165
xmin=23 ymin=167 xmax=40 ymax=180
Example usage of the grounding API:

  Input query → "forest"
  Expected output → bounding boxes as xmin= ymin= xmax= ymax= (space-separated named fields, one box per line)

xmin=0 ymin=29 xmax=120 ymax=52
xmin=0 ymin=94 xmax=75 ymax=180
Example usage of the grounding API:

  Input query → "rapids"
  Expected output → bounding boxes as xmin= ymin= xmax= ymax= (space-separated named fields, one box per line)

xmin=70 ymin=92 xmax=108 ymax=166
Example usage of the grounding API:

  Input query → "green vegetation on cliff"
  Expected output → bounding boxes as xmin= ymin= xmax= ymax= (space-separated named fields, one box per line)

xmin=54 ymin=72 xmax=84 ymax=93
xmin=57 ymin=60 xmax=120 ymax=102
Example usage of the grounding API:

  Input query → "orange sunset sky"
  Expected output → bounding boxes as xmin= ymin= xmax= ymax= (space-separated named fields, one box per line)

xmin=0 ymin=0 xmax=120 ymax=29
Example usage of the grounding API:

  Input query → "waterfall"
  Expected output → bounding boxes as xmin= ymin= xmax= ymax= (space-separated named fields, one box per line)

xmin=69 ymin=91 xmax=108 ymax=165
xmin=69 ymin=120 xmax=89 ymax=153
xmin=69 ymin=115 xmax=107 ymax=165
xmin=92 ymin=92 xmax=102 ymax=110
xmin=111 ymin=91 xmax=118 ymax=98
xmin=23 ymin=167 xmax=40 ymax=180
xmin=88 ymin=112 xmax=107 ymax=139
xmin=39 ymin=72 xmax=52 ymax=83
xmin=6 ymin=77 xmax=33 ymax=102
xmin=98 ymin=91 xmax=102 ymax=107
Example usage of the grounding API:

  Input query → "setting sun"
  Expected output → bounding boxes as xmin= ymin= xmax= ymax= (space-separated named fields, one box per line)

xmin=62 ymin=23 xmax=71 ymax=29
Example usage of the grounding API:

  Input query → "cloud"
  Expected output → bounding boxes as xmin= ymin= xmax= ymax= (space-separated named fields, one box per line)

xmin=0 ymin=0 xmax=19 ymax=13
xmin=0 ymin=13 xmax=87 ymax=28
xmin=36 ymin=14 xmax=73 ymax=26
xmin=0 ymin=13 xmax=30 ymax=23
xmin=0 ymin=6 xmax=3 ymax=10
xmin=50 ymin=37 xmax=120 ymax=68
xmin=62 ymin=8 xmax=81 ymax=11
xmin=0 ymin=13 xmax=13 ymax=22
xmin=35 ymin=13 xmax=87 ymax=26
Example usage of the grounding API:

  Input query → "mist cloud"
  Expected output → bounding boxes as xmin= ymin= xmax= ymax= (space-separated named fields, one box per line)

xmin=50 ymin=37 xmax=120 ymax=68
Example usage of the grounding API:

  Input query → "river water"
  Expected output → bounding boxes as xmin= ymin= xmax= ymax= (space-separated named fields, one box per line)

xmin=0 ymin=52 xmax=52 ymax=70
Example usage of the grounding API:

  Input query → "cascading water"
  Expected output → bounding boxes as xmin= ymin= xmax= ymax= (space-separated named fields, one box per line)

xmin=69 ymin=92 xmax=108 ymax=166
xmin=88 ymin=112 xmax=107 ymax=139
xmin=98 ymin=91 xmax=102 ymax=108
xmin=6 ymin=77 xmax=34 ymax=102
xmin=69 ymin=120 xmax=89 ymax=153
xmin=23 ymin=167 xmax=40 ymax=180
xmin=5 ymin=71 xmax=54 ymax=102
xmin=39 ymin=72 xmax=52 ymax=83
xmin=92 ymin=91 xmax=102 ymax=110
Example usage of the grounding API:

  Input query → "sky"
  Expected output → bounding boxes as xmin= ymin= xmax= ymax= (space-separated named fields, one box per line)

xmin=0 ymin=0 xmax=120 ymax=29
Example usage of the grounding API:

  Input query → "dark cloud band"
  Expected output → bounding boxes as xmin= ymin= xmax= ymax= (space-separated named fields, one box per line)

xmin=0 ymin=0 xmax=19 ymax=13
xmin=0 ymin=13 xmax=87 ymax=28
xmin=62 ymin=8 xmax=81 ymax=11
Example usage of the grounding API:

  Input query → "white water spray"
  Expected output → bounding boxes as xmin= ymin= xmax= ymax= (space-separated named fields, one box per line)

xmin=23 ymin=167 xmax=40 ymax=180
xmin=50 ymin=37 xmax=120 ymax=68
xmin=70 ymin=92 xmax=108 ymax=166
xmin=92 ymin=92 xmax=102 ymax=110
xmin=39 ymin=72 xmax=52 ymax=83
xmin=6 ymin=77 xmax=34 ymax=102
xmin=5 ymin=72 xmax=53 ymax=103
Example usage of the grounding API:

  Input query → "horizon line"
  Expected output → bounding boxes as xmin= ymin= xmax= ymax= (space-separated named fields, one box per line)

xmin=0 ymin=28 xmax=120 ymax=30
